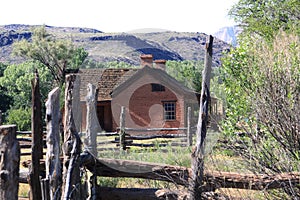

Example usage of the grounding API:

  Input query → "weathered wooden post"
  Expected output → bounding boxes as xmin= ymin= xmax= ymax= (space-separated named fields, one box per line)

xmin=187 ymin=107 xmax=192 ymax=146
xmin=0 ymin=110 xmax=2 ymax=125
xmin=41 ymin=179 xmax=50 ymax=200
xmin=85 ymin=83 xmax=101 ymax=156
xmin=73 ymin=76 xmax=82 ymax=132
xmin=62 ymin=74 xmax=82 ymax=200
xmin=84 ymin=83 xmax=100 ymax=200
xmin=0 ymin=125 xmax=20 ymax=200
xmin=29 ymin=69 xmax=43 ymax=200
xmin=45 ymin=87 xmax=62 ymax=200
xmin=119 ymin=106 xmax=126 ymax=150
xmin=189 ymin=35 xmax=213 ymax=200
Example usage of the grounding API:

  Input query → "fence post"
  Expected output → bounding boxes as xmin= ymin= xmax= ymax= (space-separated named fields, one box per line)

xmin=187 ymin=107 xmax=192 ymax=146
xmin=45 ymin=87 xmax=61 ymax=200
xmin=73 ymin=75 xmax=81 ymax=132
xmin=85 ymin=83 xmax=100 ymax=156
xmin=29 ymin=69 xmax=43 ymax=200
xmin=0 ymin=125 xmax=20 ymax=200
xmin=0 ymin=110 xmax=2 ymax=125
xmin=62 ymin=74 xmax=82 ymax=200
xmin=119 ymin=106 xmax=126 ymax=150
xmin=189 ymin=35 xmax=213 ymax=200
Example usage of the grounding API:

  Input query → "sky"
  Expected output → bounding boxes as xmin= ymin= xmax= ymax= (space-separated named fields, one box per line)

xmin=1 ymin=0 xmax=238 ymax=34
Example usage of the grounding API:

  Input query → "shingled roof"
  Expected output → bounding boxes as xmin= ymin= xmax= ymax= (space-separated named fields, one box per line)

xmin=78 ymin=68 xmax=139 ymax=101
xmin=78 ymin=68 xmax=105 ymax=101
xmin=97 ymin=68 xmax=139 ymax=101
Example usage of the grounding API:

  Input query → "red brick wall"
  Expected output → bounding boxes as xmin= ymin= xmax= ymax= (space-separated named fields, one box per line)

xmin=111 ymin=83 xmax=185 ymax=132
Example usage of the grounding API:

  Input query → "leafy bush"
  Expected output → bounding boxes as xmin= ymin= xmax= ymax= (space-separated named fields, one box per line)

xmin=221 ymin=30 xmax=300 ymax=198
xmin=6 ymin=107 xmax=31 ymax=131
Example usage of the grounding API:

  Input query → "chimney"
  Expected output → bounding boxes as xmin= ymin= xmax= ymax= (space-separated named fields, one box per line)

xmin=140 ymin=54 xmax=153 ymax=67
xmin=154 ymin=59 xmax=166 ymax=70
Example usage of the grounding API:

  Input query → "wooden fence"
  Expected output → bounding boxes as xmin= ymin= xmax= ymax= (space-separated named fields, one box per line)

xmin=94 ymin=129 xmax=193 ymax=154
xmin=91 ymin=105 xmax=195 ymax=154
xmin=17 ymin=131 xmax=46 ymax=157
xmin=2 ymin=36 xmax=300 ymax=200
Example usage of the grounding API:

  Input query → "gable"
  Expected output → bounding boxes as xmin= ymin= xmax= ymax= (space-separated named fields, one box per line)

xmin=78 ymin=66 xmax=200 ymax=102
xmin=111 ymin=66 xmax=198 ymax=99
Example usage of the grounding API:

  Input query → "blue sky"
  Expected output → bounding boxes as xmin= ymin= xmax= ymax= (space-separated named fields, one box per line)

xmin=1 ymin=0 xmax=238 ymax=34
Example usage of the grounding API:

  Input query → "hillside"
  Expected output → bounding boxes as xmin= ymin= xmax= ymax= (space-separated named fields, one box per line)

xmin=0 ymin=24 xmax=231 ymax=67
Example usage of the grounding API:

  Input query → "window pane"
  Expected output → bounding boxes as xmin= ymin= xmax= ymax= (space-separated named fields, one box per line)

xmin=152 ymin=83 xmax=165 ymax=92
xmin=163 ymin=102 xmax=176 ymax=120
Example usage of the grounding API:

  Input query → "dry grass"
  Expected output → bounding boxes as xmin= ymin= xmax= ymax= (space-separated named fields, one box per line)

xmin=218 ymin=188 xmax=265 ymax=200
xmin=18 ymin=183 xmax=30 ymax=199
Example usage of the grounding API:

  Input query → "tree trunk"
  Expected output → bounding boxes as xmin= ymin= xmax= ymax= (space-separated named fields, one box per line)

xmin=29 ymin=70 xmax=43 ymax=200
xmin=45 ymin=87 xmax=62 ymax=199
xmin=0 ymin=125 xmax=20 ymax=200
xmin=189 ymin=35 xmax=213 ymax=200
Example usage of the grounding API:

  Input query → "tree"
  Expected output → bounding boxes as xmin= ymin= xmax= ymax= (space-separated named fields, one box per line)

xmin=0 ymin=61 xmax=52 ymax=130
xmin=230 ymin=0 xmax=300 ymax=40
xmin=0 ymin=61 xmax=52 ymax=108
xmin=0 ymin=62 xmax=12 ymax=115
xmin=222 ymin=1 xmax=300 ymax=198
xmin=221 ymin=30 xmax=300 ymax=198
xmin=6 ymin=107 xmax=31 ymax=131
xmin=13 ymin=26 xmax=88 ymax=86
xmin=166 ymin=60 xmax=203 ymax=92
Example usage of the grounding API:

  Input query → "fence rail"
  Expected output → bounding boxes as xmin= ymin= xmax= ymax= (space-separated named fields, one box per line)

xmin=17 ymin=131 xmax=47 ymax=156
xmin=123 ymin=127 xmax=189 ymax=132
xmin=94 ymin=130 xmax=191 ymax=154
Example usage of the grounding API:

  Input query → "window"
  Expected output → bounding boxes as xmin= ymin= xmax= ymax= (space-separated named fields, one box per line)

xmin=151 ymin=83 xmax=165 ymax=92
xmin=163 ymin=101 xmax=176 ymax=120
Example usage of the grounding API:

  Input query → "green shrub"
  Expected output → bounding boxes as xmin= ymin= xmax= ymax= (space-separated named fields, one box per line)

xmin=6 ymin=107 xmax=31 ymax=131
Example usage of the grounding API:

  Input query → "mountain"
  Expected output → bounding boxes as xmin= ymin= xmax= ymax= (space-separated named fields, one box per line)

xmin=0 ymin=24 xmax=231 ymax=67
xmin=213 ymin=26 xmax=242 ymax=46
xmin=126 ymin=28 xmax=170 ymax=33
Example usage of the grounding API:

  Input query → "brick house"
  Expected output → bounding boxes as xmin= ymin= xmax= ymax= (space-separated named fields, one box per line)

xmin=79 ymin=55 xmax=221 ymax=133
